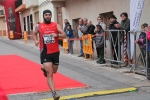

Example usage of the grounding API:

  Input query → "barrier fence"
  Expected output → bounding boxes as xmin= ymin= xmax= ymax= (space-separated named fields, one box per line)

xmin=127 ymin=31 xmax=150 ymax=78
xmin=0 ymin=30 xmax=7 ymax=37
xmin=7 ymin=29 xmax=150 ymax=79
xmin=104 ymin=30 xmax=128 ymax=68
xmin=62 ymin=30 xmax=150 ymax=79
xmin=9 ymin=31 xmax=33 ymax=43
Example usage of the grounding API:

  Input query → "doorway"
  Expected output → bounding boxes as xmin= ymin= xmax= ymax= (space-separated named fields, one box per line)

xmin=34 ymin=11 xmax=39 ymax=25
xmin=57 ymin=7 xmax=63 ymax=28
xmin=99 ymin=11 xmax=113 ymax=29
xmin=72 ymin=18 xmax=80 ymax=38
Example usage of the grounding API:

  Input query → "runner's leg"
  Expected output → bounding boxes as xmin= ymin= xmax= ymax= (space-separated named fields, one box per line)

xmin=52 ymin=65 xmax=58 ymax=74
xmin=43 ymin=62 xmax=55 ymax=92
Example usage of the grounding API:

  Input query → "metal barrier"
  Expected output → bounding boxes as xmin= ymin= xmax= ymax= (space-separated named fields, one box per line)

xmin=43 ymin=30 xmax=150 ymax=79
xmin=128 ymin=31 xmax=150 ymax=78
xmin=104 ymin=30 xmax=129 ymax=68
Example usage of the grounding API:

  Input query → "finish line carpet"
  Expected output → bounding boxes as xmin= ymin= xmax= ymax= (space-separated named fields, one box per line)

xmin=0 ymin=55 xmax=86 ymax=94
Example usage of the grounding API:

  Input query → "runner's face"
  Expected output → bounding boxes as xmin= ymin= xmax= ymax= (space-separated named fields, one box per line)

xmin=44 ymin=13 xmax=51 ymax=23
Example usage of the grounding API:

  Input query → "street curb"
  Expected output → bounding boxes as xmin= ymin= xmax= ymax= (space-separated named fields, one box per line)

xmin=41 ymin=87 xmax=137 ymax=100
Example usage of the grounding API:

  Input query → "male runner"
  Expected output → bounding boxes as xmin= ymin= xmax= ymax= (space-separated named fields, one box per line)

xmin=33 ymin=9 xmax=66 ymax=100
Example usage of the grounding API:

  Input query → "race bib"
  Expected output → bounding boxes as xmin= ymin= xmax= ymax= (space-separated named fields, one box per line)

xmin=43 ymin=34 xmax=55 ymax=44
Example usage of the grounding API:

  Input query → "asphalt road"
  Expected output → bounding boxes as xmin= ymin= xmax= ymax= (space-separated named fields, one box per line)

xmin=0 ymin=37 xmax=150 ymax=100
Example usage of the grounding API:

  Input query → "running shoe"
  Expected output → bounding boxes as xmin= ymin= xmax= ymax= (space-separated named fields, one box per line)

xmin=52 ymin=92 xmax=60 ymax=100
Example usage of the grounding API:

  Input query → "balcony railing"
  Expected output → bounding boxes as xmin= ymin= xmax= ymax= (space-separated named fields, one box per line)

xmin=24 ymin=0 xmax=38 ymax=9
xmin=15 ymin=0 xmax=38 ymax=12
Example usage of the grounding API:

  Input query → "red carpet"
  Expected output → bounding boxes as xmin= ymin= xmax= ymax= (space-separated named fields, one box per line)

xmin=0 ymin=55 xmax=86 ymax=94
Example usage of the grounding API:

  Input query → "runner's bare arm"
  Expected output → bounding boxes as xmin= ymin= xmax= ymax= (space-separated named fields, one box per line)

xmin=57 ymin=24 xmax=67 ymax=38
xmin=33 ymin=25 xmax=39 ymax=42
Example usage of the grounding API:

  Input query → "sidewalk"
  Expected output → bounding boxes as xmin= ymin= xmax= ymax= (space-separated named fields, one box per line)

xmin=0 ymin=36 xmax=147 ymax=80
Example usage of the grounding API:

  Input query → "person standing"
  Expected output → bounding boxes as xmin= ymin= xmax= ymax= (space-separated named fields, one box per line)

xmin=32 ymin=9 xmax=66 ymax=100
xmin=81 ymin=18 xmax=89 ymax=35
xmin=97 ymin=16 xmax=106 ymax=30
xmin=95 ymin=25 xmax=105 ymax=64
xmin=115 ymin=12 xmax=130 ymax=54
xmin=63 ymin=19 xmax=70 ymax=33
xmin=109 ymin=15 xmax=120 ymax=65
xmin=95 ymin=16 xmax=106 ymax=58
xmin=86 ymin=20 xmax=95 ymax=35
xmin=78 ymin=18 xmax=84 ymax=57
xmin=80 ymin=18 xmax=89 ymax=58
xmin=66 ymin=25 xmax=74 ymax=54
xmin=84 ymin=20 xmax=95 ymax=58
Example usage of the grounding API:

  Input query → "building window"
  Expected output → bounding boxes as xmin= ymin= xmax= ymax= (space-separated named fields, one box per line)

xmin=15 ymin=0 xmax=22 ymax=8
xmin=0 ymin=10 xmax=4 ymax=15
xmin=30 ymin=14 xmax=33 ymax=30
xmin=23 ymin=17 xmax=26 ymax=31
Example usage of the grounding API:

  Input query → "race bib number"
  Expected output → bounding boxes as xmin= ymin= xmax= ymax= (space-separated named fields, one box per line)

xmin=43 ymin=34 xmax=55 ymax=44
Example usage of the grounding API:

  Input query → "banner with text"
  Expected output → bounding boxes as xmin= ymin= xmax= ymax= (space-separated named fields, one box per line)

xmin=130 ymin=0 xmax=145 ymax=59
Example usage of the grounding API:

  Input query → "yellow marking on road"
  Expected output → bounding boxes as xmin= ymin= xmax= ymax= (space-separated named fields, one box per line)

xmin=41 ymin=87 xmax=137 ymax=100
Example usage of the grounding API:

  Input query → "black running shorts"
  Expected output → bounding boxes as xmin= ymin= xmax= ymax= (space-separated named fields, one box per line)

xmin=40 ymin=52 xmax=60 ymax=65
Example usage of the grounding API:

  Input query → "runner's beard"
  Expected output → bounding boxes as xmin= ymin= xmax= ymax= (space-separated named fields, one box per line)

xmin=44 ymin=18 xmax=51 ymax=24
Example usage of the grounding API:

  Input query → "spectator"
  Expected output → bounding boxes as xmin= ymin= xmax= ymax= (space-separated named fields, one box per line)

xmin=146 ymin=26 xmax=150 ymax=40
xmin=96 ymin=16 xmax=106 ymax=30
xmin=81 ymin=18 xmax=89 ymax=58
xmin=134 ymin=24 xmax=148 ymax=66
xmin=95 ymin=16 xmax=106 ymax=58
xmin=61 ymin=19 xmax=70 ymax=49
xmin=95 ymin=25 xmax=105 ymax=64
xmin=134 ymin=23 xmax=148 ymax=49
xmin=78 ymin=18 xmax=84 ymax=57
xmin=116 ymin=12 xmax=130 ymax=54
xmin=66 ymin=25 xmax=74 ymax=54
xmin=120 ymin=12 xmax=130 ymax=33
xmin=145 ymin=26 xmax=150 ymax=80
xmin=86 ymin=20 xmax=95 ymax=35
xmin=85 ymin=20 xmax=96 ymax=58
xmin=64 ymin=19 xmax=70 ymax=33
xmin=81 ymin=18 xmax=88 ymax=35
xmin=109 ymin=15 xmax=120 ymax=65
xmin=87 ymin=20 xmax=95 ymax=48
